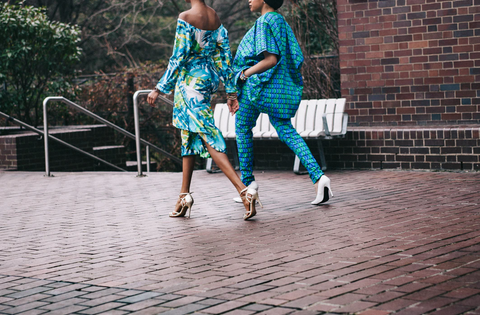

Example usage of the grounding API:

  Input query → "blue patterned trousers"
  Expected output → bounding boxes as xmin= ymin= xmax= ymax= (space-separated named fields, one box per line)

xmin=236 ymin=104 xmax=324 ymax=186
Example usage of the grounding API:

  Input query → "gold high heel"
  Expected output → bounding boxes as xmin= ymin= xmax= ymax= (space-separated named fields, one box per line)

xmin=240 ymin=186 xmax=263 ymax=220
xmin=169 ymin=193 xmax=194 ymax=218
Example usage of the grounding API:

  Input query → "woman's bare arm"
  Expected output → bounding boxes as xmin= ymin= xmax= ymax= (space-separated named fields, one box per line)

xmin=243 ymin=51 xmax=278 ymax=77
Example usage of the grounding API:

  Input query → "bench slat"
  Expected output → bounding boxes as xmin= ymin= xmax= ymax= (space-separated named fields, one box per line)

xmin=325 ymin=99 xmax=336 ymax=136
xmin=225 ymin=110 xmax=236 ymax=138
xmin=294 ymin=100 xmax=308 ymax=132
xmin=332 ymin=98 xmax=346 ymax=135
xmin=300 ymin=99 xmax=319 ymax=138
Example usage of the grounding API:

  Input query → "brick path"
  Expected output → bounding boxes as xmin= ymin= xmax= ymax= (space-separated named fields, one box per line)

xmin=0 ymin=169 xmax=479 ymax=315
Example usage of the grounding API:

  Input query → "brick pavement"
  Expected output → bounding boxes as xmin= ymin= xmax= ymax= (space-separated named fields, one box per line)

xmin=0 ymin=169 xmax=479 ymax=315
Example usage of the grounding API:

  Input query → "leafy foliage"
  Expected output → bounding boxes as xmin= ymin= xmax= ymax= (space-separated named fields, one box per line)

xmin=0 ymin=2 xmax=81 ymax=126
xmin=283 ymin=0 xmax=340 ymax=99
xmin=7 ymin=0 xmax=252 ymax=73
xmin=284 ymin=0 xmax=338 ymax=55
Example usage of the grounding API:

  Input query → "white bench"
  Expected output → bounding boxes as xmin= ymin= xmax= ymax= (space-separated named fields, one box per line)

xmin=206 ymin=98 xmax=348 ymax=174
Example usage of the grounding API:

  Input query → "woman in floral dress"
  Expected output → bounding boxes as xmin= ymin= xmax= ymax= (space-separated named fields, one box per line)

xmin=147 ymin=0 xmax=261 ymax=220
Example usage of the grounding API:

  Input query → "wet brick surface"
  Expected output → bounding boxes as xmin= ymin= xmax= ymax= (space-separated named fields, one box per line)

xmin=0 ymin=169 xmax=479 ymax=314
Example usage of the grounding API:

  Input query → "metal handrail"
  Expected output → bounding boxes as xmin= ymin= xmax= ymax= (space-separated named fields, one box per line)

xmin=0 ymin=111 xmax=125 ymax=173
xmin=133 ymin=90 xmax=175 ymax=177
xmin=43 ymin=96 xmax=181 ymax=177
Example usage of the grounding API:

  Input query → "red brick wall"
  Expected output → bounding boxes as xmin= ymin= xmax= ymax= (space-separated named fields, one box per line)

xmin=0 ymin=136 xmax=18 ymax=170
xmin=323 ymin=126 xmax=480 ymax=170
xmin=337 ymin=0 xmax=480 ymax=126
xmin=242 ymin=125 xmax=480 ymax=172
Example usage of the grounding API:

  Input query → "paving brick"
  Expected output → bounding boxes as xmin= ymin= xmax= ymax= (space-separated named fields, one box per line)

xmin=393 ymin=307 xmax=430 ymax=315
xmin=325 ymin=293 xmax=367 ymax=306
xmin=354 ymin=283 xmax=394 ymax=295
xmin=281 ymin=294 xmax=326 ymax=308
xmin=40 ymin=290 xmax=88 ymax=303
xmin=240 ymin=303 xmax=273 ymax=312
xmin=255 ymin=307 xmax=295 ymax=315
xmin=0 ymin=301 xmax=50 ymax=314
xmin=2 ymin=293 xmax=51 ymax=307
xmin=364 ymin=290 xmax=405 ymax=303
xmin=116 ymin=292 xmax=163 ymax=303
xmin=373 ymin=298 xmax=417 ymax=311
xmin=37 ymin=297 xmax=88 ymax=311
xmin=358 ymin=310 xmax=390 ymax=315
xmin=308 ymin=302 xmax=338 ymax=312
xmin=274 ymin=289 xmax=318 ymax=301
xmin=404 ymin=288 xmax=446 ymax=301
xmin=333 ymin=300 xmax=377 ymax=313
xmin=428 ymin=304 xmax=475 ymax=315
xmin=116 ymin=299 xmax=164 ymax=312
xmin=457 ymin=293 xmax=480 ymax=306
xmin=5 ymin=287 xmax=52 ymax=299
xmin=201 ymin=301 xmax=251 ymax=314
xmin=78 ymin=294 xmax=127 ymax=307
xmin=287 ymin=311 xmax=318 ymax=315
xmin=257 ymin=298 xmax=286 ymax=306
xmin=76 ymin=302 xmax=125 ymax=314
xmin=412 ymin=296 xmax=457 ymax=312
xmin=222 ymin=310 xmax=256 ymax=315
xmin=126 ymin=306 xmax=169 ymax=314
xmin=394 ymin=281 xmax=431 ymax=293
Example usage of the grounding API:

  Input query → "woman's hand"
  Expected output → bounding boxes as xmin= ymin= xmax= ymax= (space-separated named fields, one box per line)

xmin=147 ymin=89 xmax=160 ymax=107
xmin=227 ymin=98 xmax=239 ymax=115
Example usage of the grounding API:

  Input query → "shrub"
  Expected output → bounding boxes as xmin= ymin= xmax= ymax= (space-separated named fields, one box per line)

xmin=0 ymin=2 xmax=81 ymax=127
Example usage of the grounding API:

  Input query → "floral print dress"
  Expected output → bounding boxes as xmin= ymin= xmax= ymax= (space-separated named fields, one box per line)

xmin=156 ymin=19 xmax=237 ymax=158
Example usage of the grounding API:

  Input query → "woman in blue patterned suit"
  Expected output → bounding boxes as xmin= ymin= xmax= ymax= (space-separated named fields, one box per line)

xmin=233 ymin=0 xmax=334 ymax=206
xmin=147 ymin=0 xmax=261 ymax=220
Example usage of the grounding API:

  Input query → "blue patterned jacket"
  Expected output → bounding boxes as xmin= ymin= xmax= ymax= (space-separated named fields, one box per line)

xmin=233 ymin=12 xmax=304 ymax=119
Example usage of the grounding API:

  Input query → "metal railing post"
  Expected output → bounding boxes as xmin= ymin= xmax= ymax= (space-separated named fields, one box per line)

xmin=146 ymin=145 xmax=151 ymax=173
xmin=43 ymin=99 xmax=50 ymax=177
xmin=43 ymin=97 xmax=64 ymax=177
xmin=132 ymin=90 xmax=175 ymax=177
xmin=133 ymin=90 xmax=148 ymax=177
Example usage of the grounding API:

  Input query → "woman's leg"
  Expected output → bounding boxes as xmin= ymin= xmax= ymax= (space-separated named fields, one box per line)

xmin=204 ymin=141 xmax=260 ymax=219
xmin=180 ymin=155 xmax=195 ymax=193
xmin=269 ymin=116 xmax=324 ymax=184
xmin=236 ymin=103 xmax=260 ymax=186
xmin=170 ymin=130 xmax=198 ymax=217
xmin=204 ymin=142 xmax=245 ymax=194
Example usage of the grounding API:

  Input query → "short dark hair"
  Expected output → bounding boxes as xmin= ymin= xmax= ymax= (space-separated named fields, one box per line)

xmin=264 ymin=0 xmax=283 ymax=10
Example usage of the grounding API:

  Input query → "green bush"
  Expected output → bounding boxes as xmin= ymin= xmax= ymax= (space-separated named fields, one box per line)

xmin=0 ymin=2 xmax=81 ymax=127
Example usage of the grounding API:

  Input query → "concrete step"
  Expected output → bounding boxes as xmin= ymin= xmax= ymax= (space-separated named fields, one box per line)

xmin=92 ymin=145 xmax=127 ymax=171
xmin=126 ymin=160 xmax=157 ymax=172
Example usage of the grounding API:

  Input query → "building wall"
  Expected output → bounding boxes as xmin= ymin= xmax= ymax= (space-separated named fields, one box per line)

xmin=324 ymin=126 xmax=480 ymax=170
xmin=235 ymin=125 xmax=480 ymax=172
xmin=337 ymin=0 xmax=480 ymax=126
